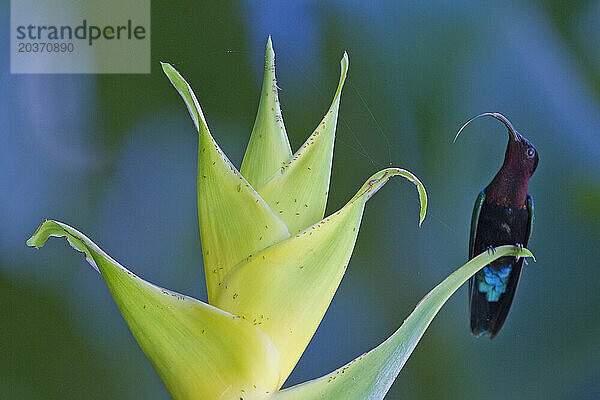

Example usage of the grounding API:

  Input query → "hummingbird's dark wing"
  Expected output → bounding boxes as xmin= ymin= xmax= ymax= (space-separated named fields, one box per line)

xmin=469 ymin=190 xmax=486 ymax=259
xmin=467 ymin=190 xmax=486 ymax=304
xmin=525 ymin=195 xmax=534 ymax=245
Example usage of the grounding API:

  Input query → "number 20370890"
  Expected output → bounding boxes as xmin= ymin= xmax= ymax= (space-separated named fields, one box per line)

xmin=18 ymin=42 xmax=74 ymax=52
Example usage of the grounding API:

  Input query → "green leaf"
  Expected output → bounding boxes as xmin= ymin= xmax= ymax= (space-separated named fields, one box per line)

xmin=264 ymin=245 xmax=535 ymax=400
xmin=256 ymin=52 xmax=349 ymax=234
xmin=240 ymin=36 xmax=293 ymax=188
xmin=161 ymin=62 xmax=291 ymax=303
xmin=27 ymin=220 xmax=282 ymax=400
xmin=214 ymin=168 xmax=426 ymax=385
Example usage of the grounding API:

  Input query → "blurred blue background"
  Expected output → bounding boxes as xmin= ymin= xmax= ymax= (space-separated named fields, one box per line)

xmin=2 ymin=1 xmax=599 ymax=399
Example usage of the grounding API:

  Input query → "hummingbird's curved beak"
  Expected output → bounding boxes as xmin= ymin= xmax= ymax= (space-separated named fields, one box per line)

xmin=453 ymin=112 xmax=521 ymax=143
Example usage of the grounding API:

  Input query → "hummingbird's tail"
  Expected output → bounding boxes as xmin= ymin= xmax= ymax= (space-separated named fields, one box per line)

xmin=468 ymin=260 xmax=524 ymax=339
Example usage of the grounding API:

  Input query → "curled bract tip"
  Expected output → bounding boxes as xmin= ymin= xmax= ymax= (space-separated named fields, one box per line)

xmin=356 ymin=168 xmax=427 ymax=227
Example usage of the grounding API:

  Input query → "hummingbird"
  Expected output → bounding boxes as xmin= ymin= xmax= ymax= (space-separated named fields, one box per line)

xmin=454 ymin=113 xmax=538 ymax=338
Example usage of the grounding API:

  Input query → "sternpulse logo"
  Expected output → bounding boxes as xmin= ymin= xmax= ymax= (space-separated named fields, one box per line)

xmin=16 ymin=20 xmax=147 ymax=46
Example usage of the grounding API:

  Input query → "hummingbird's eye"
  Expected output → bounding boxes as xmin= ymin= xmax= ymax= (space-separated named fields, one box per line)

xmin=526 ymin=148 xmax=535 ymax=158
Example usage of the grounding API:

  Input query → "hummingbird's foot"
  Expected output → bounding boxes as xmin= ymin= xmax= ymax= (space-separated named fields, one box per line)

xmin=515 ymin=243 xmax=524 ymax=261
xmin=486 ymin=245 xmax=496 ymax=255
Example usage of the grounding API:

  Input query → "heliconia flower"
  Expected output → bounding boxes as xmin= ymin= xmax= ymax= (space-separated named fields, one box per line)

xmin=27 ymin=37 xmax=533 ymax=400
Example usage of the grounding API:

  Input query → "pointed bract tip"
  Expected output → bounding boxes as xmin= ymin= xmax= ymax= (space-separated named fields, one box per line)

xmin=340 ymin=52 xmax=349 ymax=68
xmin=265 ymin=36 xmax=275 ymax=62
xmin=160 ymin=62 xmax=174 ymax=74
xmin=25 ymin=219 xmax=48 ymax=248
xmin=453 ymin=112 xmax=520 ymax=143
xmin=525 ymin=251 xmax=536 ymax=263
xmin=418 ymin=211 xmax=426 ymax=227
